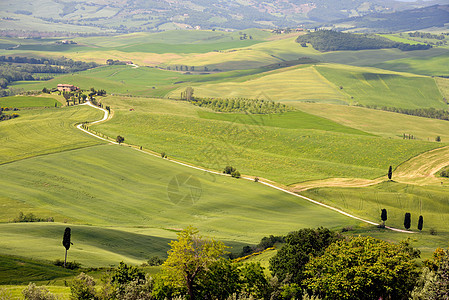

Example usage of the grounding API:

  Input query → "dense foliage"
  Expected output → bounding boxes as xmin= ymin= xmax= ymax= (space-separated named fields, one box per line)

xmin=189 ymin=97 xmax=293 ymax=114
xmin=303 ymin=237 xmax=420 ymax=300
xmin=269 ymin=227 xmax=342 ymax=285
xmin=296 ymin=30 xmax=431 ymax=52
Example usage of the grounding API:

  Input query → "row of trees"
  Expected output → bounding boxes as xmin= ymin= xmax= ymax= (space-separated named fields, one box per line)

xmin=355 ymin=104 xmax=449 ymax=122
xmin=47 ymin=226 xmax=449 ymax=300
xmin=381 ymin=208 xmax=424 ymax=231
xmin=408 ymin=31 xmax=446 ymax=40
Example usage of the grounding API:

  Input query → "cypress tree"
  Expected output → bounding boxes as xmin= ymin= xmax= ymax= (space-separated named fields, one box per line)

xmin=62 ymin=227 xmax=73 ymax=268
xmin=418 ymin=215 xmax=423 ymax=231
xmin=404 ymin=213 xmax=411 ymax=230
xmin=381 ymin=209 xmax=387 ymax=227
xmin=388 ymin=166 xmax=393 ymax=180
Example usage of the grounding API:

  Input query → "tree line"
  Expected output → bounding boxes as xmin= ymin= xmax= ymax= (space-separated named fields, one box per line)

xmin=355 ymin=103 xmax=449 ymax=122
xmin=408 ymin=31 xmax=446 ymax=40
xmin=296 ymin=30 xmax=432 ymax=52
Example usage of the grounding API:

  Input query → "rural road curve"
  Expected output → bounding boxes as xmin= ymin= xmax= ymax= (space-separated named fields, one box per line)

xmin=77 ymin=101 xmax=414 ymax=234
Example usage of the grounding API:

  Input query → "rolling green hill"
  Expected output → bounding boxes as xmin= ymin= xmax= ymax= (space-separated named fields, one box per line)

xmin=0 ymin=95 xmax=60 ymax=108
xmin=0 ymin=105 xmax=103 ymax=164
xmin=91 ymin=96 xmax=440 ymax=184
xmin=0 ymin=143 xmax=363 ymax=266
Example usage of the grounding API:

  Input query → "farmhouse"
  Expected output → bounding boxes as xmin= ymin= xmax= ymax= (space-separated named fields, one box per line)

xmin=57 ymin=84 xmax=79 ymax=92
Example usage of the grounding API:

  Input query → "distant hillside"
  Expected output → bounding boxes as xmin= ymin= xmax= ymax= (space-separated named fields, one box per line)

xmin=0 ymin=0 xmax=444 ymax=34
xmin=331 ymin=4 xmax=449 ymax=32
xmin=296 ymin=30 xmax=432 ymax=52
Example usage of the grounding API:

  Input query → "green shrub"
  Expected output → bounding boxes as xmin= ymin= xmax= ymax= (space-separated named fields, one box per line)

xmin=54 ymin=259 xmax=81 ymax=269
xmin=147 ymin=256 xmax=164 ymax=266
xmin=22 ymin=283 xmax=56 ymax=300
xmin=70 ymin=273 xmax=97 ymax=300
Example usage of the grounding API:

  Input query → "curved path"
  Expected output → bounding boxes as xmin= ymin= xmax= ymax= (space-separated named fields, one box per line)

xmin=77 ymin=102 xmax=414 ymax=234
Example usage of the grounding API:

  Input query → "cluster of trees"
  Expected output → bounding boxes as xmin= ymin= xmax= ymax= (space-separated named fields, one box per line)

xmin=106 ymin=59 xmax=128 ymax=66
xmin=440 ymin=167 xmax=449 ymax=178
xmin=230 ymin=235 xmax=285 ymax=259
xmin=355 ymin=103 xmax=449 ymax=122
xmin=296 ymin=30 xmax=431 ymax=52
xmin=223 ymin=166 xmax=241 ymax=178
xmin=187 ymin=96 xmax=293 ymax=114
xmin=61 ymin=87 xmax=106 ymax=106
xmin=42 ymin=226 xmax=449 ymax=300
xmin=12 ymin=211 xmax=54 ymax=223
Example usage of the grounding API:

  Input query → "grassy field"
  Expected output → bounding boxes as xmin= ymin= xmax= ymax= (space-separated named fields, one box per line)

xmin=292 ymin=102 xmax=449 ymax=141
xmin=0 ymin=95 xmax=60 ymax=108
xmin=1 ymin=285 xmax=70 ymax=300
xmin=377 ymin=50 xmax=449 ymax=76
xmin=11 ymin=65 xmax=270 ymax=98
xmin=0 ymin=143 xmax=365 ymax=266
xmin=166 ymin=63 xmax=444 ymax=109
xmin=315 ymin=64 xmax=445 ymax=109
xmin=198 ymin=110 xmax=370 ymax=135
xmin=168 ymin=65 xmax=348 ymax=103
xmin=0 ymin=105 xmax=103 ymax=164
xmin=302 ymin=181 xmax=449 ymax=255
xmin=91 ymin=96 xmax=440 ymax=184
xmin=0 ymin=255 xmax=75 ymax=285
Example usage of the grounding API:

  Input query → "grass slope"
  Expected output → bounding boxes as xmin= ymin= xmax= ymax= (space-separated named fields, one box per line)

xmin=293 ymin=102 xmax=449 ymax=141
xmin=0 ymin=223 xmax=175 ymax=267
xmin=0 ymin=95 xmax=60 ymax=108
xmin=302 ymin=181 xmax=449 ymax=256
xmin=0 ymin=144 xmax=363 ymax=266
xmin=315 ymin=64 xmax=445 ymax=109
xmin=167 ymin=65 xmax=347 ymax=103
xmin=198 ymin=111 xmax=370 ymax=135
xmin=0 ymin=105 xmax=104 ymax=164
xmin=0 ymin=255 xmax=75 ymax=285
xmin=92 ymin=96 xmax=439 ymax=184
xmin=377 ymin=50 xmax=449 ymax=77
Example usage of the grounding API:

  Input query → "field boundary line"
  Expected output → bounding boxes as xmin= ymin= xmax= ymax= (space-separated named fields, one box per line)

xmin=78 ymin=101 xmax=415 ymax=234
